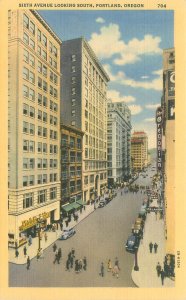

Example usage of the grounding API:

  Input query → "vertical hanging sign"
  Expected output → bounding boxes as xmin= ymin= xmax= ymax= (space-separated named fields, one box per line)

xmin=156 ymin=107 xmax=163 ymax=171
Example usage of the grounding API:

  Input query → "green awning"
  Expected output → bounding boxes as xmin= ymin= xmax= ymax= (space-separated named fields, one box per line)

xmin=76 ymin=200 xmax=85 ymax=206
xmin=62 ymin=203 xmax=74 ymax=213
xmin=72 ymin=202 xmax=81 ymax=210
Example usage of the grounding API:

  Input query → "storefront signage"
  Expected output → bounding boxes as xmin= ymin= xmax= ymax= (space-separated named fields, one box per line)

xmin=168 ymin=99 xmax=175 ymax=120
xmin=168 ymin=70 xmax=175 ymax=97
xmin=19 ymin=212 xmax=50 ymax=232
xmin=156 ymin=107 xmax=163 ymax=171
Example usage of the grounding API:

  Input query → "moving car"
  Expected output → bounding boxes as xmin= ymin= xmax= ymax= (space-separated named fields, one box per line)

xmin=125 ymin=235 xmax=140 ymax=253
xmin=58 ymin=228 xmax=76 ymax=240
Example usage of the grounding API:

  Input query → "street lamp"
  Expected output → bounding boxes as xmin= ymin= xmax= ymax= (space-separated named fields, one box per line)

xmin=37 ymin=219 xmax=42 ymax=252
xmin=134 ymin=247 xmax=139 ymax=271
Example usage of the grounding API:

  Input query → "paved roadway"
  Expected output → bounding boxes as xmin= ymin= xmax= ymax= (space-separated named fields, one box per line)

xmin=9 ymin=165 xmax=155 ymax=287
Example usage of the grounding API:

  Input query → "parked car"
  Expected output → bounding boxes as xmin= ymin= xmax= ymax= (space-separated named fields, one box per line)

xmin=125 ymin=235 xmax=140 ymax=253
xmin=58 ymin=228 xmax=76 ymax=240
xmin=98 ymin=200 xmax=106 ymax=208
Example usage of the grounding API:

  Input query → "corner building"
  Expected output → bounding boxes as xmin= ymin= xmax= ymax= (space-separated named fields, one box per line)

xmin=61 ymin=38 xmax=109 ymax=202
xmin=8 ymin=10 xmax=61 ymax=247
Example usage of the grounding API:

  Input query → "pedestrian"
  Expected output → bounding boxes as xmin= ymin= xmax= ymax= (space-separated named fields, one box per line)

xmin=15 ymin=249 xmax=19 ymax=258
xmin=37 ymin=249 xmax=41 ymax=260
xmin=100 ymin=262 xmax=104 ymax=277
xmin=28 ymin=235 xmax=32 ymax=246
xmin=70 ymin=254 xmax=74 ymax=268
xmin=65 ymin=219 xmax=68 ymax=227
xmin=53 ymin=249 xmax=59 ymax=264
xmin=156 ymin=262 xmax=161 ymax=277
xmin=107 ymin=259 xmax=112 ymax=272
xmin=112 ymin=264 xmax=120 ymax=278
xmin=78 ymin=259 xmax=83 ymax=272
xmin=154 ymin=243 xmax=158 ymax=253
xmin=160 ymin=269 xmax=165 ymax=285
xmin=149 ymin=242 xmax=153 ymax=253
xmin=75 ymin=259 xmax=79 ymax=273
xmin=66 ymin=259 xmax=70 ymax=271
xmin=23 ymin=245 xmax=27 ymax=257
xmin=58 ymin=248 xmax=62 ymax=262
xmin=115 ymin=257 xmax=120 ymax=270
xmin=68 ymin=251 xmax=72 ymax=260
xmin=53 ymin=243 xmax=57 ymax=253
xmin=60 ymin=222 xmax=63 ymax=231
xmin=44 ymin=232 xmax=48 ymax=242
xmin=15 ymin=239 xmax=18 ymax=249
xmin=27 ymin=256 xmax=30 ymax=270
xmin=83 ymin=257 xmax=87 ymax=271
xmin=121 ymin=191 xmax=122 ymax=196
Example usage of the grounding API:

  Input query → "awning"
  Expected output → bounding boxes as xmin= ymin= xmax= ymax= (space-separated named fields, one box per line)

xmin=62 ymin=203 xmax=74 ymax=213
xmin=76 ymin=200 xmax=85 ymax=206
xmin=72 ymin=202 xmax=81 ymax=210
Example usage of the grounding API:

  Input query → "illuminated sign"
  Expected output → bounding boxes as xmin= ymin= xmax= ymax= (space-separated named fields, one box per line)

xmin=168 ymin=99 xmax=175 ymax=120
xmin=19 ymin=212 xmax=50 ymax=231
xmin=168 ymin=70 xmax=175 ymax=97
xmin=156 ymin=107 xmax=163 ymax=171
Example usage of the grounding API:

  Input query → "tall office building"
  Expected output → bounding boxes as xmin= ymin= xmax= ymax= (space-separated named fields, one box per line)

xmin=131 ymin=131 xmax=148 ymax=171
xmin=8 ymin=10 xmax=61 ymax=248
xmin=107 ymin=102 xmax=131 ymax=185
xmin=61 ymin=38 xmax=109 ymax=202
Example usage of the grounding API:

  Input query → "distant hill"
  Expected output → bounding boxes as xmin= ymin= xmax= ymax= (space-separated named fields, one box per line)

xmin=148 ymin=148 xmax=157 ymax=160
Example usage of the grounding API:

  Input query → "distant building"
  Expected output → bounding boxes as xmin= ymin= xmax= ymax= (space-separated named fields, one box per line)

xmin=60 ymin=37 xmax=109 ymax=202
xmin=60 ymin=124 xmax=84 ymax=217
xmin=131 ymin=131 xmax=148 ymax=171
xmin=107 ymin=102 xmax=132 ymax=185
xmin=8 ymin=10 xmax=61 ymax=248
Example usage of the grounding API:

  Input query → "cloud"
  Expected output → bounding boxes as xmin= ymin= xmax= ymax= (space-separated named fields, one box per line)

xmin=144 ymin=117 xmax=155 ymax=122
xmin=104 ymin=64 xmax=162 ymax=91
xmin=141 ymin=75 xmax=149 ymax=79
xmin=89 ymin=23 xmax=162 ymax=65
xmin=107 ymin=89 xmax=136 ymax=103
xmin=128 ymin=104 xmax=142 ymax=115
xmin=96 ymin=17 xmax=105 ymax=24
xmin=152 ymin=69 xmax=162 ymax=76
xmin=145 ymin=104 xmax=160 ymax=109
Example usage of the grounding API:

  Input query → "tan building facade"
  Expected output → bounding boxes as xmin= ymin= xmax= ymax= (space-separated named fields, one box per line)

xmin=8 ymin=10 xmax=61 ymax=247
xmin=60 ymin=124 xmax=84 ymax=216
xmin=61 ymin=38 xmax=109 ymax=202
xmin=131 ymin=131 xmax=148 ymax=171
xmin=162 ymin=48 xmax=175 ymax=256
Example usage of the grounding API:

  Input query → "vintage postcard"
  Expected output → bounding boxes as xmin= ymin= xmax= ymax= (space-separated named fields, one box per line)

xmin=0 ymin=0 xmax=186 ymax=299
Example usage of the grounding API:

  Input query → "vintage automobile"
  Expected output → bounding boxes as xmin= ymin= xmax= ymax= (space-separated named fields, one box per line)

xmin=125 ymin=235 xmax=140 ymax=253
xmin=58 ymin=228 xmax=76 ymax=240
xmin=98 ymin=200 xmax=107 ymax=208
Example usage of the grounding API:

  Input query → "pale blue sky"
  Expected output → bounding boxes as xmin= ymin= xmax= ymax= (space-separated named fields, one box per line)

xmin=39 ymin=10 xmax=174 ymax=148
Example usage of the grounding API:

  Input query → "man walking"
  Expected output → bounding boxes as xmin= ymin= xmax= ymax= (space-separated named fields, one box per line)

xmin=160 ymin=269 xmax=165 ymax=285
xmin=53 ymin=249 xmax=59 ymax=264
xmin=100 ymin=262 xmax=104 ymax=277
xmin=149 ymin=242 xmax=153 ymax=253
xmin=156 ymin=262 xmax=161 ymax=277
xmin=23 ymin=245 xmax=27 ymax=257
xmin=15 ymin=249 xmax=19 ymax=258
xmin=154 ymin=242 xmax=158 ymax=253
xmin=52 ymin=243 xmax=57 ymax=253
xmin=27 ymin=256 xmax=30 ymax=270
xmin=83 ymin=257 xmax=87 ymax=271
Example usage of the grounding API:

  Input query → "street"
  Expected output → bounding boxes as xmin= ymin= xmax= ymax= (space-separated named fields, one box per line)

xmin=9 ymin=166 xmax=155 ymax=287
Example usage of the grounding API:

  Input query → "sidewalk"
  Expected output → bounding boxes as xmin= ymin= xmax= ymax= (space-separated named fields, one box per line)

xmin=131 ymin=199 xmax=175 ymax=287
xmin=9 ymin=203 xmax=96 ymax=265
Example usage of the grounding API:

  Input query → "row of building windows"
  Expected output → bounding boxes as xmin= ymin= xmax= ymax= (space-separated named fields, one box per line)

xmin=23 ymin=140 xmax=58 ymax=154
xmin=23 ymin=104 xmax=58 ymax=126
xmin=23 ymin=158 xmax=58 ymax=169
xmin=23 ymin=13 xmax=58 ymax=57
xmin=23 ymin=121 xmax=58 ymax=140
xmin=23 ymin=173 xmax=58 ymax=187
xmin=23 ymin=187 xmax=57 ymax=209
xmin=84 ymin=172 xmax=107 ymax=185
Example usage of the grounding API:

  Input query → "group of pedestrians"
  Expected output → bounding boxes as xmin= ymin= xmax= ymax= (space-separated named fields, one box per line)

xmin=100 ymin=257 xmax=120 ymax=279
xmin=53 ymin=243 xmax=62 ymax=264
xmin=65 ymin=249 xmax=87 ymax=273
xmin=149 ymin=242 xmax=158 ymax=253
xmin=156 ymin=262 xmax=166 ymax=285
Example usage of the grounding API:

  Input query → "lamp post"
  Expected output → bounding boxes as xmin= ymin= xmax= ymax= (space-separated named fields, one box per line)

xmin=37 ymin=219 xmax=41 ymax=252
xmin=134 ymin=247 xmax=139 ymax=271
